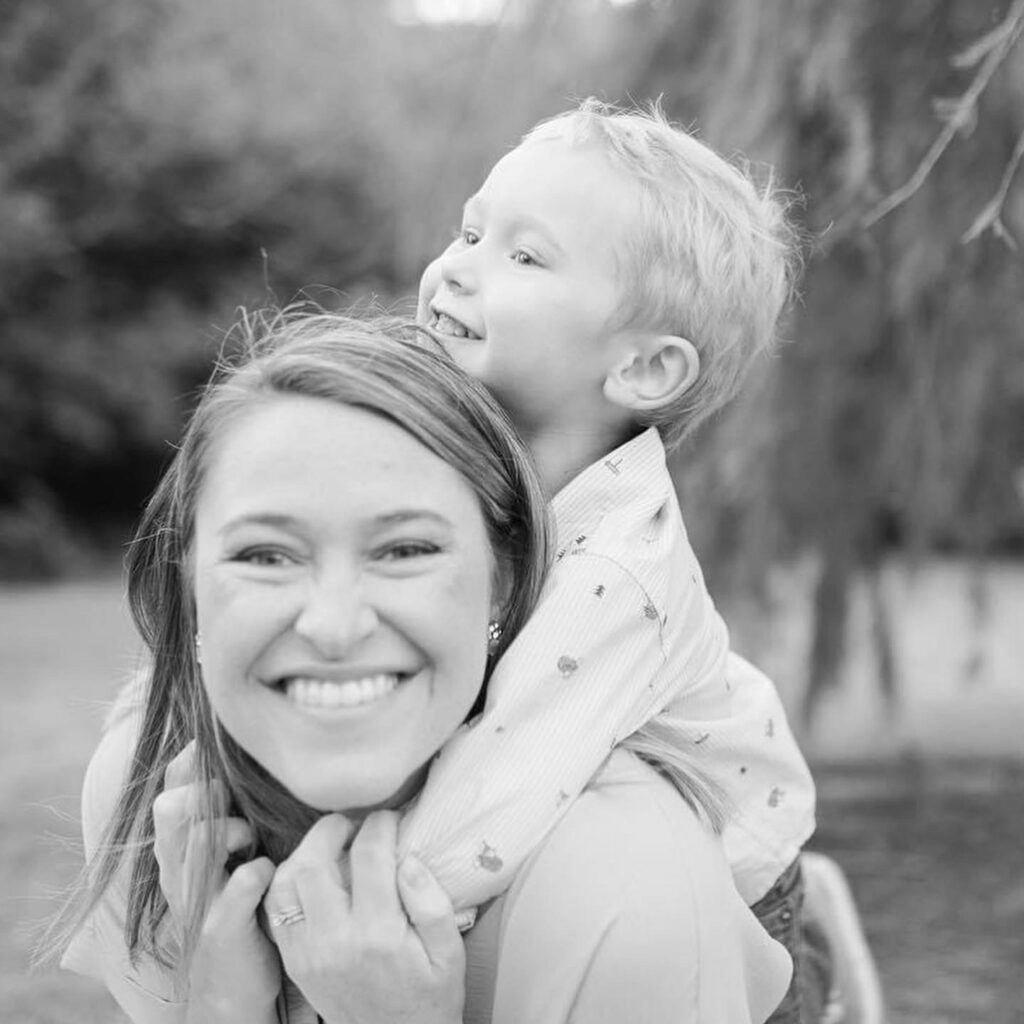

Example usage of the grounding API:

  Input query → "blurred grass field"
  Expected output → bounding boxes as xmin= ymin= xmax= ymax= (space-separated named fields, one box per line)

xmin=2 ymin=576 xmax=1022 ymax=1024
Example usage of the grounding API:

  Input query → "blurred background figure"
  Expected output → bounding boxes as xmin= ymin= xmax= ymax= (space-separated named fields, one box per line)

xmin=2 ymin=1 xmax=1022 ymax=1022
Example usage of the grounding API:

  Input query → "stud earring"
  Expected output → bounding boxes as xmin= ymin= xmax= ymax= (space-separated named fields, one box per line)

xmin=487 ymin=620 xmax=503 ymax=655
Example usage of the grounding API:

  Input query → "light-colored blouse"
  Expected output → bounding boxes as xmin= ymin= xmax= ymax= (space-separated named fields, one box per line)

xmin=64 ymin=713 xmax=790 ymax=1023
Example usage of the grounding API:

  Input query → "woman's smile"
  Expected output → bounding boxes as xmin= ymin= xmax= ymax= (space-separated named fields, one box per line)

xmin=275 ymin=672 xmax=401 ymax=712
xmin=192 ymin=395 xmax=496 ymax=812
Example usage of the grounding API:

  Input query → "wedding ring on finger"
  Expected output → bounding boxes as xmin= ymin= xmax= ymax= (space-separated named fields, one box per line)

xmin=269 ymin=905 xmax=306 ymax=928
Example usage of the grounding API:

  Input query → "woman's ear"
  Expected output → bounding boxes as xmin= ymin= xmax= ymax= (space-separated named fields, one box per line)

xmin=489 ymin=561 xmax=513 ymax=631
xmin=603 ymin=335 xmax=700 ymax=412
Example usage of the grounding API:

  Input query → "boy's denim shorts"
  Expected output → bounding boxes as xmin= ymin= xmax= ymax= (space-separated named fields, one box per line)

xmin=751 ymin=856 xmax=833 ymax=1024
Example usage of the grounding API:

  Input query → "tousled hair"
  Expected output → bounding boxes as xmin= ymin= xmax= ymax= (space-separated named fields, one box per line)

xmin=55 ymin=309 xmax=552 ymax=979
xmin=523 ymin=98 xmax=803 ymax=446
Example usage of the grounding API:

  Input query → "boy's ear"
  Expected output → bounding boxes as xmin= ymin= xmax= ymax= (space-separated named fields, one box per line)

xmin=603 ymin=335 xmax=700 ymax=412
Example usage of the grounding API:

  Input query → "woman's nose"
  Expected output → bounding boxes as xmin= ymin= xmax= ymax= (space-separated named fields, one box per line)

xmin=294 ymin=573 xmax=379 ymax=659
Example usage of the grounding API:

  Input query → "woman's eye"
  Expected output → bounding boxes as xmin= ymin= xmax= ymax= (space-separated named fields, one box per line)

xmin=378 ymin=541 xmax=441 ymax=561
xmin=231 ymin=548 xmax=293 ymax=568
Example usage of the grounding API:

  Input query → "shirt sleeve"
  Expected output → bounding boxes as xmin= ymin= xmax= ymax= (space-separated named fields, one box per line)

xmin=61 ymin=709 xmax=188 ymax=1024
xmin=401 ymin=549 xmax=689 ymax=913
xmin=485 ymin=753 xmax=792 ymax=1024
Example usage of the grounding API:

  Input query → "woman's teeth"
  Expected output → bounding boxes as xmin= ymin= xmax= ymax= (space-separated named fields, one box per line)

xmin=284 ymin=674 xmax=399 ymax=709
xmin=433 ymin=312 xmax=480 ymax=340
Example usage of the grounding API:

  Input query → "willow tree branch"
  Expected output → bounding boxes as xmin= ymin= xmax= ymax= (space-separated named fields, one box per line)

xmin=960 ymin=124 xmax=1024 ymax=250
xmin=859 ymin=0 xmax=1024 ymax=232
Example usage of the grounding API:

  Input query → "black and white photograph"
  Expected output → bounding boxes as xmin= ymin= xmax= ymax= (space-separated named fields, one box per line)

xmin=3 ymin=2 xmax=1022 ymax=1022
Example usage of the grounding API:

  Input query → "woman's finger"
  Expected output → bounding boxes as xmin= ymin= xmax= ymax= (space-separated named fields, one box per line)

xmin=182 ymin=818 xmax=220 ymax=907
xmin=349 ymin=810 xmax=402 ymax=923
xmin=163 ymin=739 xmax=198 ymax=790
xmin=151 ymin=784 xmax=192 ymax=850
xmin=153 ymin=778 xmax=229 ymax=845
xmin=179 ymin=817 xmax=246 ymax=904
xmin=152 ymin=785 xmax=197 ymax=912
xmin=190 ymin=855 xmax=284 ymax=1019
xmin=224 ymin=816 xmax=254 ymax=856
xmin=205 ymin=856 xmax=276 ymax=932
xmin=396 ymin=855 xmax=464 ymax=969
xmin=284 ymin=813 xmax=355 ymax=888
xmin=262 ymin=871 xmax=305 ymax=949
xmin=267 ymin=814 xmax=355 ymax=939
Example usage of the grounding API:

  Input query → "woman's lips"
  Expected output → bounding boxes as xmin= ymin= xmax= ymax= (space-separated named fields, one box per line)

xmin=277 ymin=672 xmax=401 ymax=710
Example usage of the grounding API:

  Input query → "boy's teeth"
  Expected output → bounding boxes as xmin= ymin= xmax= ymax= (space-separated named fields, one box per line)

xmin=284 ymin=674 xmax=399 ymax=709
xmin=435 ymin=313 xmax=477 ymax=340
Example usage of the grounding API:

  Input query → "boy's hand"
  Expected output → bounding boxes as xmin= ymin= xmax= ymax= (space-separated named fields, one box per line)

xmin=152 ymin=742 xmax=281 ymax=1023
xmin=265 ymin=810 xmax=465 ymax=1024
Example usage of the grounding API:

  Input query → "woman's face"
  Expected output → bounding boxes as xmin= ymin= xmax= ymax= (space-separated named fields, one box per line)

xmin=192 ymin=394 xmax=496 ymax=813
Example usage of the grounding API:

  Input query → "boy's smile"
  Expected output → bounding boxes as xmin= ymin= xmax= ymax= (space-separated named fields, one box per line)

xmin=428 ymin=310 xmax=481 ymax=341
xmin=417 ymin=137 xmax=644 ymax=440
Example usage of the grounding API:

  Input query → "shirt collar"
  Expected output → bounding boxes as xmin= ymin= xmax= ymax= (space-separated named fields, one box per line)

xmin=550 ymin=428 xmax=669 ymax=543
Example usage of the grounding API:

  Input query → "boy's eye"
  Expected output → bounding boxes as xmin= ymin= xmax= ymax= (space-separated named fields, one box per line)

xmin=512 ymin=248 xmax=538 ymax=266
xmin=455 ymin=227 xmax=480 ymax=246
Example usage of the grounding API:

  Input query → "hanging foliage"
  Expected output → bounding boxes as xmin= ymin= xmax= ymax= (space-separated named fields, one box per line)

xmin=625 ymin=0 xmax=1024 ymax=722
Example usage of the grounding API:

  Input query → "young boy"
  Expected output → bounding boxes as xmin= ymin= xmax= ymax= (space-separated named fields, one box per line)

xmin=402 ymin=99 xmax=821 ymax=1022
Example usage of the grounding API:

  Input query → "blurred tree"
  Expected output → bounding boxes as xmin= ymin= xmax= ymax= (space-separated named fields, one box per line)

xmin=0 ymin=0 xmax=659 ymax=577
xmin=2 ymin=0 xmax=1020 ymax=744
xmin=0 ymin=0 xmax=401 ymax=574
xmin=624 ymin=0 xmax=1024 ymax=724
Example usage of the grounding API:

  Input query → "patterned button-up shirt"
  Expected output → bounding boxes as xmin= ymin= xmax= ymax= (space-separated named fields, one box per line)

xmin=403 ymin=427 xmax=816 ymax=910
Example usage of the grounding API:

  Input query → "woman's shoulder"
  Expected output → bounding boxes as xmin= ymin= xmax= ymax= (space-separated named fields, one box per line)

xmin=63 ymin=680 xmax=186 ymax=1019
xmin=471 ymin=750 xmax=792 ymax=1024
xmin=513 ymin=748 xmax=732 ymax=928
xmin=81 ymin=678 xmax=145 ymax=855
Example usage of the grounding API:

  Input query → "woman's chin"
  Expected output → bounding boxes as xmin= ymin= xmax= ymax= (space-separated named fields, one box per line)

xmin=287 ymin=764 xmax=429 ymax=818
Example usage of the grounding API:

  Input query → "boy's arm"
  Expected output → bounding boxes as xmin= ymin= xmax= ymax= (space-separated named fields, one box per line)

xmin=400 ymin=535 xmax=726 ymax=913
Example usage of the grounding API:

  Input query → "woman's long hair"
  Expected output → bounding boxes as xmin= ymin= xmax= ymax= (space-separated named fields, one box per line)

xmin=53 ymin=309 xmax=552 ymax=979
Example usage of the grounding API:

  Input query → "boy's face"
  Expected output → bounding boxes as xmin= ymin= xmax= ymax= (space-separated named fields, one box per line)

xmin=417 ymin=138 xmax=641 ymax=436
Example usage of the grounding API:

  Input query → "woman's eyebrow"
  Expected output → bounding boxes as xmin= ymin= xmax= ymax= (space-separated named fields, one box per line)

xmin=218 ymin=512 xmax=300 ymax=535
xmin=373 ymin=509 xmax=455 ymax=529
xmin=219 ymin=510 xmax=454 ymax=533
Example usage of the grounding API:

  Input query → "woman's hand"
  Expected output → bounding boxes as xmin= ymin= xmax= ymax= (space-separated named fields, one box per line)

xmin=265 ymin=810 xmax=465 ymax=1024
xmin=152 ymin=742 xmax=281 ymax=1024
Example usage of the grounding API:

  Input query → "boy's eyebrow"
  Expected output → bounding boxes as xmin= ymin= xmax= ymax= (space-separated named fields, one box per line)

xmin=463 ymin=196 xmax=566 ymax=255
xmin=462 ymin=194 xmax=485 ymax=219
xmin=514 ymin=214 xmax=566 ymax=255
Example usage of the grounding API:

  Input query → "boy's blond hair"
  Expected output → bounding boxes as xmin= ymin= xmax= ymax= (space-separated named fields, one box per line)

xmin=523 ymin=98 xmax=802 ymax=448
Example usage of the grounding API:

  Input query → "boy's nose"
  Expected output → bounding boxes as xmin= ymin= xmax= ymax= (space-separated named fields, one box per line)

xmin=439 ymin=243 xmax=477 ymax=294
xmin=418 ymin=256 xmax=444 ymax=318
xmin=294 ymin=574 xmax=379 ymax=660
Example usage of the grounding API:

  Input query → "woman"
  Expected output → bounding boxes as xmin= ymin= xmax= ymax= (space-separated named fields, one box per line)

xmin=59 ymin=312 xmax=791 ymax=1023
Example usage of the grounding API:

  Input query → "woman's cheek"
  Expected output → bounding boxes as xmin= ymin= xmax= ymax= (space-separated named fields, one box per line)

xmin=196 ymin=574 xmax=296 ymax=680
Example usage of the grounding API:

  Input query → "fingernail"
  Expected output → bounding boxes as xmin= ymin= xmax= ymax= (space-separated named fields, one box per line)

xmin=400 ymin=856 xmax=428 ymax=887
